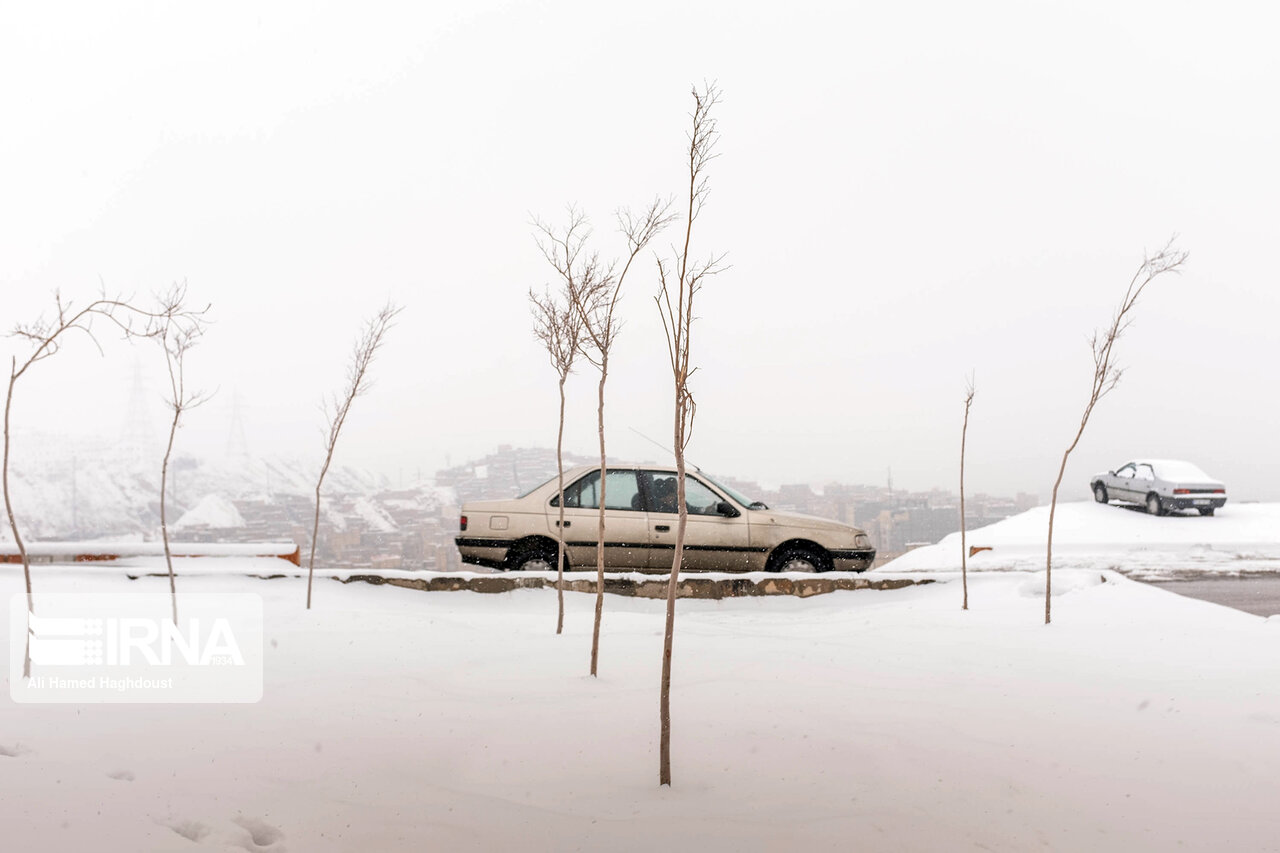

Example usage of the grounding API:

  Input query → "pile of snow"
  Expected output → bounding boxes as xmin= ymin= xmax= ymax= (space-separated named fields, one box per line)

xmin=2 ymin=569 xmax=1279 ymax=851
xmin=884 ymin=501 xmax=1280 ymax=579
xmin=172 ymin=494 xmax=245 ymax=530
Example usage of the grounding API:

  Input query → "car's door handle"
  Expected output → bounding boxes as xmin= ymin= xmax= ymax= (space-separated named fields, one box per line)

xmin=555 ymin=520 xmax=571 ymax=528
xmin=654 ymin=525 xmax=670 ymax=532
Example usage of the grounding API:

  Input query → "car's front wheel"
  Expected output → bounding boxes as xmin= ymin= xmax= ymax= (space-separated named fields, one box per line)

xmin=1146 ymin=493 xmax=1164 ymax=516
xmin=767 ymin=545 xmax=830 ymax=573
xmin=1093 ymin=483 xmax=1108 ymax=504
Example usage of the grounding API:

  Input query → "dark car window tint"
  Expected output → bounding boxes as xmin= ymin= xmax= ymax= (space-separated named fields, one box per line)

xmin=644 ymin=472 xmax=723 ymax=515
xmin=553 ymin=469 xmax=641 ymax=511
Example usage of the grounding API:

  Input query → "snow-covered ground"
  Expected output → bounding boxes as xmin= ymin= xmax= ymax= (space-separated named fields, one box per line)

xmin=3 ymin=565 xmax=1280 ymax=852
xmin=884 ymin=501 xmax=1280 ymax=579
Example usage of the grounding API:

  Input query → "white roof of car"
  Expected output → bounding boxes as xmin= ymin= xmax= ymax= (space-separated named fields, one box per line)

xmin=1129 ymin=459 xmax=1216 ymax=481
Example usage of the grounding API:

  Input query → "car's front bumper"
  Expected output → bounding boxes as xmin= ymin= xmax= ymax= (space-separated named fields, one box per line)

xmin=829 ymin=548 xmax=876 ymax=572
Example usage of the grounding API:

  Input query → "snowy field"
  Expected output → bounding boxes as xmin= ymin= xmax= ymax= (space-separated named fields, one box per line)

xmin=884 ymin=501 xmax=1280 ymax=579
xmin=3 ymin=563 xmax=1280 ymax=852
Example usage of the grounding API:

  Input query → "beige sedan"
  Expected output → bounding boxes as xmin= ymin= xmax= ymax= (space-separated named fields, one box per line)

xmin=455 ymin=465 xmax=875 ymax=573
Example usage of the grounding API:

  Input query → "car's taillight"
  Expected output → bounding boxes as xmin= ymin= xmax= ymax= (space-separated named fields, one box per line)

xmin=1173 ymin=489 xmax=1190 ymax=495
xmin=460 ymin=515 xmax=468 ymax=531
xmin=1213 ymin=489 xmax=1225 ymax=494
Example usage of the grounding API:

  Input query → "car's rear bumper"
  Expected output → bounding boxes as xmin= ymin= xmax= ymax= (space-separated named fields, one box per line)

xmin=829 ymin=548 xmax=876 ymax=572
xmin=455 ymin=537 xmax=511 ymax=569
xmin=1163 ymin=496 xmax=1228 ymax=511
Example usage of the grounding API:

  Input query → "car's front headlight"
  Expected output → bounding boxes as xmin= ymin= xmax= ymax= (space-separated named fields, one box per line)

xmin=854 ymin=534 xmax=871 ymax=548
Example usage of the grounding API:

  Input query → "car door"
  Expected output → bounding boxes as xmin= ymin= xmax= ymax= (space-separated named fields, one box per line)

xmin=640 ymin=470 xmax=753 ymax=571
xmin=1110 ymin=463 xmax=1139 ymax=502
xmin=1133 ymin=463 xmax=1158 ymax=501
xmin=547 ymin=468 xmax=650 ymax=569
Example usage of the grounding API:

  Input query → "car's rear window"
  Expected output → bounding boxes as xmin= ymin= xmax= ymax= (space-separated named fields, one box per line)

xmin=516 ymin=475 xmax=558 ymax=499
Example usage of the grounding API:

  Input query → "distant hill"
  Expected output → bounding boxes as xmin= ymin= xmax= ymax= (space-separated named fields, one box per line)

xmin=0 ymin=431 xmax=385 ymax=540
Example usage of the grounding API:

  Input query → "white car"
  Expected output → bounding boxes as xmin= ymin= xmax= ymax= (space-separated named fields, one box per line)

xmin=455 ymin=465 xmax=876 ymax=573
xmin=1091 ymin=459 xmax=1227 ymax=516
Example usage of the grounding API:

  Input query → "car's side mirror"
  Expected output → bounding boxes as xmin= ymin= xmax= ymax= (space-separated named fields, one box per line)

xmin=715 ymin=501 xmax=739 ymax=518
xmin=1108 ymin=470 xmax=1115 ymax=476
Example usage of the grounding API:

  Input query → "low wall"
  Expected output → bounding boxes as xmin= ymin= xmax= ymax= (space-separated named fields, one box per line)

xmin=336 ymin=573 xmax=932 ymax=599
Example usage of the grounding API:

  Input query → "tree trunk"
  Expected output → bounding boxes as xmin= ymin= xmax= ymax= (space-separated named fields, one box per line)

xmin=660 ymin=409 xmax=687 ymax=786
xmin=4 ymin=368 xmax=34 ymax=679
xmin=307 ymin=456 xmax=331 ymax=610
xmin=589 ymin=359 xmax=607 ymax=676
xmin=555 ymin=377 xmax=567 ymax=635
xmin=1045 ymin=448 xmax=1072 ymax=625
xmin=161 ymin=406 xmax=181 ymax=624
xmin=960 ymin=404 xmax=970 ymax=611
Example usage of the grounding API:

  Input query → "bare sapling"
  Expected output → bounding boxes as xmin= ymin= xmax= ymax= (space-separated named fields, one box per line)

xmin=1045 ymin=239 xmax=1187 ymax=624
xmin=529 ymin=282 xmax=583 ymax=634
xmin=960 ymin=373 xmax=975 ymax=610
xmin=655 ymin=82 xmax=726 ymax=786
xmin=537 ymin=197 xmax=674 ymax=676
xmin=5 ymin=287 xmax=204 ymax=677
xmin=158 ymin=283 xmax=213 ymax=624
xmin=306 ymin=302 xmax=402 ymax=610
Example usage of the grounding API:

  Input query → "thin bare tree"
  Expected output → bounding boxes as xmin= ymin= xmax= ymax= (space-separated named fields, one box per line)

xmin=5 ymin=287 xmax=203 ymax=677
xmin=959 ymin=373 xmax=975 ymax=611
xmin=656 ymin=82 xmax=726 ymax=786
xmin=158 ymin=283 xmax=213 ymax=624
xmin=1045 ymin=239 xmax=1187 ymax=624
xmin=529 ymin=281 xmax=583 ymax=634
xmin=306 ymin=302 xmax=402 ymax=610
xmin=537 ymin=197 xmax=674 ymax=676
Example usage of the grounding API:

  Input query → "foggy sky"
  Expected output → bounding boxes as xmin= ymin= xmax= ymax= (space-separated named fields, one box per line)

xmin=3 ymin=1 xmax=1278 ymax=501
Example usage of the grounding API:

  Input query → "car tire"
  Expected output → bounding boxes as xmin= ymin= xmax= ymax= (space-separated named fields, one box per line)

xmin=1145 ymin=493 xmax=1164 ymax=517
xmin=1093 ymin=483 xmax=1108 ymax=504
xmin=767 ymin=546 xmax=830 ymax=573
xmin=511 ymin=543 xmax=566 ymax=572
xmin=1198 ymin=507 xmax=1215 ymax=517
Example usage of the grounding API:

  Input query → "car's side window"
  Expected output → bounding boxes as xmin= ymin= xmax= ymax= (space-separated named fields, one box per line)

xmin=1117 ymin=465 xmax=1135 ymax=479
xmin=643 ymin=472 xmax=724 ymax=515
xmin=552 ymin=469 xmax=642 ymax=511
xmin=1136 ymin=464 xmax=1155 ymax=481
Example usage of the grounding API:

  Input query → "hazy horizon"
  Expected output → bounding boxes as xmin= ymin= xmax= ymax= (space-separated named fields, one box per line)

xmin=4 ymin=1 xmax=1277 ymax=503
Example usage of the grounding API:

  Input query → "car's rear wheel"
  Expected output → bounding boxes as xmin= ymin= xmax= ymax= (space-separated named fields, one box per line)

xmin=511 ymin=542 xmax=566 ymax=572
xmin=1198 ymin=507 xmax=1215 ymax=517
xmin=1146 ymin=493 xmax=1164 ymax=516
xmin=1093 ymin=483 xmax=1108 ymax=504
xmin=767 ymin=546 xmax=830 ymax=573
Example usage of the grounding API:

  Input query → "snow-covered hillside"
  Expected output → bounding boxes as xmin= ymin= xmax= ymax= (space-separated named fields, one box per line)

xmin=2 ymin=568 xmax=1279 ymax=851
xmin=0 ymin=433 xmax=387 ymax=539
xmin=882 ymin=501 xmax=1280 ymax=579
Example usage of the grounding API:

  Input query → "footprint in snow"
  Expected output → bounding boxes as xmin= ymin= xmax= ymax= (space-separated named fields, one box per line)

xmin=106 ymin=769 xmax=135 ymax=781
xmin=0 ymin=743 xmax=29 ymax=757
xmin=233 ymin=816 xmax=286 ymax=852
xmin=166 ymin=819 xmax=211 ymax=842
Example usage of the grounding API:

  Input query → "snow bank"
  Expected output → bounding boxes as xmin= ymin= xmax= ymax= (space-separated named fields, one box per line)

xmin=882 ymin=501 xmax=1280 ymax=579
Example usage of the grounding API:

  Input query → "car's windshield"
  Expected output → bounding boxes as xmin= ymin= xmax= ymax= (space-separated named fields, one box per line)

xmin=701 ymin=472 xmax=768 ymax=510
xmin=1151 ymin=460 xmax=1214 ymax=482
